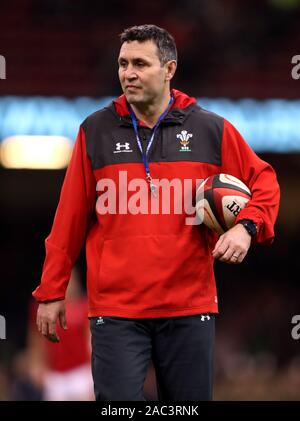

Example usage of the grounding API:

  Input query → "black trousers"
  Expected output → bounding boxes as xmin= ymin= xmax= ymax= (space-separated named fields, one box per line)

xmin=90 ymin=314 xmax=215 ymax=401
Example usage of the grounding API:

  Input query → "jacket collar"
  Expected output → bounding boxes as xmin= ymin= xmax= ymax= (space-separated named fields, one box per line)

xmin=109 ymin=89 xmax=197 ymax=127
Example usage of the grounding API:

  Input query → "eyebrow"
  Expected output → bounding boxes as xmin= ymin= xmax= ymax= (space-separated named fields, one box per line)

xmin=118 ymin=57 xmax=151 ymax=64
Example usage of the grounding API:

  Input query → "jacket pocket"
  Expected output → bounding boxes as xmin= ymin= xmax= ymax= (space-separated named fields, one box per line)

xmin=97 ymin=233 xmax=211 ymax=309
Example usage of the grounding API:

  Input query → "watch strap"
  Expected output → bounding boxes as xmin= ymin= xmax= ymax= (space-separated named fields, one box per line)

xmin=237 ymin=219 xmax=257 ymax=237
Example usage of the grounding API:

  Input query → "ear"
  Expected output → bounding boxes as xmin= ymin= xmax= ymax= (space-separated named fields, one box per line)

xmin=165 ymin=60 xmax=177 ymax=82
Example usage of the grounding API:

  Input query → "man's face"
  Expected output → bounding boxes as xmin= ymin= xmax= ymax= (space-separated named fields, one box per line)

xmin=118 ymin=40 xmax=168 ymax=106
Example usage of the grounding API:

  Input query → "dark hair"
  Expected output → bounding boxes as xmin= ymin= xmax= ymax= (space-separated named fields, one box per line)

xmin=120 ymin=24 xmax=177 ymax=66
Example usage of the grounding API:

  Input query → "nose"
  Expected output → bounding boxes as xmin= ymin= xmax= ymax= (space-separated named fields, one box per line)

xmin=124 ymin=64 xmax=138 ymax=81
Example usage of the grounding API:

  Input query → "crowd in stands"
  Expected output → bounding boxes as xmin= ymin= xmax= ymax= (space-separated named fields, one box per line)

xmin=1 ymin=0 xmax=300 ymax=97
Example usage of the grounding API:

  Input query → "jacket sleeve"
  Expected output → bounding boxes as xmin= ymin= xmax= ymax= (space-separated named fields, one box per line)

xmin=220 ymin=119 xmax=280 ymax=244
xmin=32 ymin=126 xmax=96 ymax=301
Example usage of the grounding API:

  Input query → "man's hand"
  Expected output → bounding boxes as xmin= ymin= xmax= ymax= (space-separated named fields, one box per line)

xmin=36 ymin=300 xmax=67 ymax=343
xmin=212 ymin=223 xmax=252 ymax=264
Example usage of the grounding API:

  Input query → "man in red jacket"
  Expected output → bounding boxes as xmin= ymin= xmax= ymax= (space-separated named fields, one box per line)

xmin=33 ymin=24 xmax=280 ymax=401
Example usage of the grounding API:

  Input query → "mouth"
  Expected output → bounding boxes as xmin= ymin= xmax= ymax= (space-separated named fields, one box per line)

xmin=126 ymin=85 xmax=141 ymax=90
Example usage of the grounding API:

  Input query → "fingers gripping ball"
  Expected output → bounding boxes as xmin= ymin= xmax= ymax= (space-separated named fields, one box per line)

xmin=196 ymin=174 xmax=251 ymax=235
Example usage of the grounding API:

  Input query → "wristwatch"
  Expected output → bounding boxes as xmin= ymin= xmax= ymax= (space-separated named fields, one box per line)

xmin=237 ymin=219 xmax=257 ymax=238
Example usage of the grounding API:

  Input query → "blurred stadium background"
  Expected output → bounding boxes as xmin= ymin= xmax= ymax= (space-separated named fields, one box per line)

xmin=1 ymin=0 xmax=300 ymax=400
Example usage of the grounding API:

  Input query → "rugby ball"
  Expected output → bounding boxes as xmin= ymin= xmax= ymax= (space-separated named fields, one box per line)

xmin=196 ymin=173 xmax=251 ymax=234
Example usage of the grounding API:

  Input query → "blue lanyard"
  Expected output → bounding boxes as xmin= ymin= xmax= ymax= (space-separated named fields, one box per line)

xmin=128 ymin=95 xmax=174 ymax=194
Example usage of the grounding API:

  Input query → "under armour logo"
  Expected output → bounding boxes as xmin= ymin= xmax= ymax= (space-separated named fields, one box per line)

xmin=114 ymin=142 xmax=133 ymax=153
xmin=96 ymin=316 xmax=105 ymax=325
xmin=201 ymin=315 xmax=210 ymax=322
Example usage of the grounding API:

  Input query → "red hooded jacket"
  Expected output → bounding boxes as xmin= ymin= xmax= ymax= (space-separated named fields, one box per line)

xmin=33 ymin=89 xmax=280 ymax=318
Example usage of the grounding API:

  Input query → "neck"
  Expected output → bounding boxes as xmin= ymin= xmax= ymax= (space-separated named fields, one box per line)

xmin=130 ymin=92 xmax=171 ymax=128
